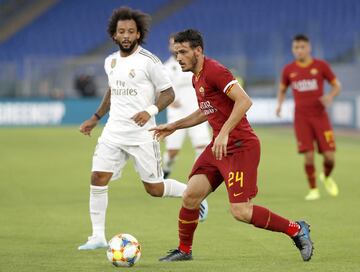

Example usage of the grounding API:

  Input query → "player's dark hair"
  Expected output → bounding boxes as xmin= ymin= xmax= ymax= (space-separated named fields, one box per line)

xmin=174 ymin=29 xmax=204 ymax=50
xmin=107 ymin=6 xmax=151 ymax=45
xmin=293 ymin=34 xmax=310 ymax=42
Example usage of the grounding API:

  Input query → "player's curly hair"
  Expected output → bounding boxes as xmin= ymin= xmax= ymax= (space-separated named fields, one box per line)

xmin=174 ymin=29 xmax=204 ymax=50
xmin=107 ymin=7 xmax=151 ymax=45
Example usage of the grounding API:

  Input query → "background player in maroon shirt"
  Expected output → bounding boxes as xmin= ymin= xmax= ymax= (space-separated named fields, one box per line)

xmin=151 ymin=29 xmax=313 ymax=262
xmin=276 ymin=34 xmax=341 ymax=201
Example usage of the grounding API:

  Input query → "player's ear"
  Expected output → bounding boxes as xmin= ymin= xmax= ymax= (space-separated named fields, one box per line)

xmin=194 ymin=46 xmax=202 ymax=56
xmin=136 ymin=31 xmax=140 ymax=40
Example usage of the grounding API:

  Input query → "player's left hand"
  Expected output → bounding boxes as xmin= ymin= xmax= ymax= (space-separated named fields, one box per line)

xmin=212 ymin=132 xmax=229 ymax=160
xmin=319 ymin=94 xmax=333 ymax=107
xmin=131 ymin=111 xmax=151 ymax=127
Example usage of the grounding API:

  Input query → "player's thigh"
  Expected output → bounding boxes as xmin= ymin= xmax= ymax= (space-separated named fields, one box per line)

xmin=165 ymin=129 xmax=186 ymax=150
xmin=128 ymin=141 xmax=163 ymax=183
xmin=92 ymin=140 xmax=129 ymax=182
xmin=187 ymin=122 xmax=211 ymax=147
xmin=188 ymin=145 xmax=224 ymax=193
xmin=183 ymin=174 xmax=213 ymax=208
xmin=219 ymin=142 xmax=260 ymax=203
xmin=311 ymin=114 xmax=336 ymax=153
xmin=294 ymin=114 xmax=315 ymax=153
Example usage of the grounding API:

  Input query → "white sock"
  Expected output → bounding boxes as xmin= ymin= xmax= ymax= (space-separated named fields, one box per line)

xmin=163 ymin=152 xmax=175 ymax=172
xmin=162 ymin=178 xmax=186 ymax=197
xmin=194 ymin=146 xmax=205 ymax=160
xmin=90 ymin=185 xmax=108 ymax=239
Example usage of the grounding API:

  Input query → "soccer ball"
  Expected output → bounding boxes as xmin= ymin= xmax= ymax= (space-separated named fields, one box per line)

xmin=106 ymin=233 xmax=141 ymax=267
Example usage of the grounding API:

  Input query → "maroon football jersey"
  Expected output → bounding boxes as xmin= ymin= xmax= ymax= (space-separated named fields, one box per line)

xmin=281 ymin=58 xmax=336 ymax=115
xmin=192 ymin=57 xmax=258 ymax=152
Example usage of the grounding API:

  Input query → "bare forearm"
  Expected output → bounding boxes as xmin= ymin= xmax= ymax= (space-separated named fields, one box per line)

xmin=173 ymin=109 xmax=207 ymax=129
xmin=277 ymin=84 xmax=287 ymax=106
xmin=95 ymin=88 xmax=111 ymax=118
xmin=329 ymin=80 xmax=341 ymax=98
xmin=156 ymin=87 xmax=175 ymax=112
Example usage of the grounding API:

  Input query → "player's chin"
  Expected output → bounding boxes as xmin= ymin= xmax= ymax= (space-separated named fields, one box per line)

xmin=180 ymin=66 xmax=191 ymax=72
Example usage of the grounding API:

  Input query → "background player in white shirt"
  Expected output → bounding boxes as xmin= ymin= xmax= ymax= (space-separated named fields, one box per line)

xmin=78 ymin=7 xmax=208 ymax=250
xmin=162 ymin=35 xmax=211 ymax=178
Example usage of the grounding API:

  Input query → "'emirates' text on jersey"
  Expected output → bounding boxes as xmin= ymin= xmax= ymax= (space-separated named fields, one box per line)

xmin=193 ymin=57 xmax=258 ymax=152
xmin=281 ymin=58 xmax=336 ymax=115
xmin=101 ymin=46 xmax=172 ymax=145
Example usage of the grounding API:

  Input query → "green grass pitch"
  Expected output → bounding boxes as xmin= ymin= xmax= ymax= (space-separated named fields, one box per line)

xmin=1 ymin=126 xmax=359 ymax=272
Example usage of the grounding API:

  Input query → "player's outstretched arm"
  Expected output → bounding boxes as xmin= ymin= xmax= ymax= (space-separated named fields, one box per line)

xmin=150 ymin=109 xmax=207 ymax=140
xmin=276 ymin=83 xmax=287 ymax=117
xmin=79 ymin=88 xmax=111 ymax=136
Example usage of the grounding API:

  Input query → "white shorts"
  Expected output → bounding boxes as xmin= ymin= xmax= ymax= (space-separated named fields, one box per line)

xmin=91 ymin=139 xmax=163 ymax=183
xmin=165 ymin=122 xmax=211 ymax=150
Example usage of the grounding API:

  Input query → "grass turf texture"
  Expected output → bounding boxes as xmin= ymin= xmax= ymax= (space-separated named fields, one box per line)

xmin=0 ymin=126 xmax=359 ymax=272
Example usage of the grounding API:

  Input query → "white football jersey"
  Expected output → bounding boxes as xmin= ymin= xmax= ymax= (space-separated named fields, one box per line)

xmin=100 ymin=46 xmax=172 ymax=145
xmin=164 ymin=56 xmax=199 ymax=116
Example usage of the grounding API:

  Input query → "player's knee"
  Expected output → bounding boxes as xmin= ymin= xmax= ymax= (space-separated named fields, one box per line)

xmin=91 ymin=172 xmax=111 ymax=186
xmin=323 ymin=152 xmax=335 ymax=164
xmin=144 ymin=184 xmax=163 ymax=197
xmin=230 ymin=203 xmax=252 ymax=223
xmin=182 ymin=189 xmax=202 ymax=209
xmin=304 ymin=152 xmax=314 ymax=164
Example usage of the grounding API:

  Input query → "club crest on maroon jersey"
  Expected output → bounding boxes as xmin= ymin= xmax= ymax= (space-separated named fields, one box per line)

xmin=310 ymin=68 xmax=318 ymax=75
xmin=199 ymin=86 xmax=205 ymax=97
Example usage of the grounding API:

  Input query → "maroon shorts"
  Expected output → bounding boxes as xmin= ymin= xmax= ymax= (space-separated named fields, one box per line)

xmin=189 ymin=139 xmax=260 ymax=203
xmin=294 ymin=111 xmax=336 ymax=153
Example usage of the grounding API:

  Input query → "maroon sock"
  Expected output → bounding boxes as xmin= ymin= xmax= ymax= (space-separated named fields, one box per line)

xmin=178 ymin=206 xmax=199 ymax=253
xmin=305 ymin=164 xmax=316 ymax=189
xmin=324 ymin=161 xmax=334 ymax=177
xmin=250 ymin=205 xmax=298 ymax=236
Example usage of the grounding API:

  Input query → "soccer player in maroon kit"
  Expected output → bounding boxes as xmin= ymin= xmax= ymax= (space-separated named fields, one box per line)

xmin=276 ymin=34 xmax=341 ymax=201
xmin=151 ymin=29 xmax=313 ymax=262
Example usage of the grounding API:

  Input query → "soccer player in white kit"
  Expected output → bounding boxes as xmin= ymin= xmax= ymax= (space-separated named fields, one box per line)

xmin=162 ymin=35 xmax=211 ymax=178
xmin=78 ymin=7 xmax=208 ymax=250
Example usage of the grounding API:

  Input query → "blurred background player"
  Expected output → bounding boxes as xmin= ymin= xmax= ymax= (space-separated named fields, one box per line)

xmin=152 ymin=29 xmax=313 ymax=262
xmin=162 ymin=34 xmax=211 ymax=178
xmin=276 ymin=34 xmax=341 ymax=200
xmin=78 ymin=7 xmax=208 ymax=250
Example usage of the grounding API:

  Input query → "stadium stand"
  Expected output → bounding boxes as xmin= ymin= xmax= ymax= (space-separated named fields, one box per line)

xmin=0 ymin=0 xmax=359 ymax=94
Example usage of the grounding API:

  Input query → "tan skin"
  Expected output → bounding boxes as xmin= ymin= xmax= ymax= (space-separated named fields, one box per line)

xmin=150 ymin=42 xmax=255 ymax=222
xmin=79 ymin=19 xmax=175 ymax=197
xmin=165 ymin=37 xmax=207 ymax=162
xmin=276 ymin=40 xmax=341 ymax=171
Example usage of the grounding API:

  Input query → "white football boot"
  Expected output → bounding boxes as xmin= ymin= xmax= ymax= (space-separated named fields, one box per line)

xmin=78 ymin=235 xmax=108 ymax=250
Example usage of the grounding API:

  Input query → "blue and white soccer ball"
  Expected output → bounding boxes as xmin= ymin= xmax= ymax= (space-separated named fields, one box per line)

xmin=106 ymin=233 xmax=141 ymax=267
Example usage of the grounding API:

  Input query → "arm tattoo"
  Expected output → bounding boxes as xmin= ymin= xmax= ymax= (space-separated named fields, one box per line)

xmin=155 ymin=87 xmax=175 ymax=112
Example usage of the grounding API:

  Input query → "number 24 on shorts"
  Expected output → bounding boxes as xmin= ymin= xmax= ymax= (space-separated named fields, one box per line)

xmin=227 ymin=171 xmax=244 ymax=188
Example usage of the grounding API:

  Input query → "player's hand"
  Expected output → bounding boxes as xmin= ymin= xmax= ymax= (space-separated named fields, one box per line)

xmin=149 ymin=123 xmax=176 ymax=140
xmin=79 ymin=117 xmax=98 ymax=136
xmin=319 ymin=94 xmax=333 ymax=107
xmin=275 ymin=105 xmax=282 ymax=117
xmin=131 ymin=111 xmax=151 ymax=127
xmin=212 ymin=132 xmax=228 ymax=160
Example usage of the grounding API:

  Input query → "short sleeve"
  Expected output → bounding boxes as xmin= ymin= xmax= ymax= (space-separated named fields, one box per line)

xmin=104 ymin=57 xmax=111 ymax=87
xmin=148 ymin=60 xmax=172 ymax=93
xmin=321 ymin=61 xmax=336 ymax=83
xmin=281 ymin=66 xmax=290 ymax=87
xmin=207 ymin=63 xmax=236 ymax=94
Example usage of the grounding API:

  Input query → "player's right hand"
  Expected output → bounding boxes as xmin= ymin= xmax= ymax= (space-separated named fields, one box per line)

xmin=149 ymin=123 xmax=176 ymax=140
xmin=79 ymin=117 xmax=98 ymax=136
